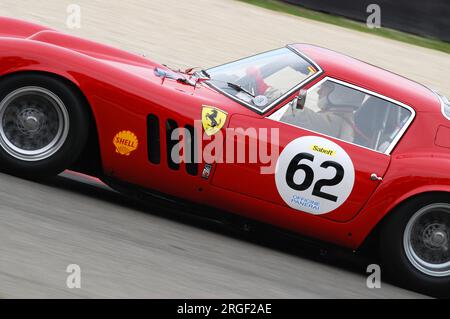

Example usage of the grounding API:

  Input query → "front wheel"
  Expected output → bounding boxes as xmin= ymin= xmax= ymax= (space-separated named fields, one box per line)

xmin=380 ymin=195 xmax=450 ymax=297
xmin=0 ymin=73 xmax=89 ymax=178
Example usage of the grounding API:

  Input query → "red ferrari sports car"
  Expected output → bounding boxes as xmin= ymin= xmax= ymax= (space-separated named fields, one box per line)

xmin=0 ymin=17 xmax=449 ymax=296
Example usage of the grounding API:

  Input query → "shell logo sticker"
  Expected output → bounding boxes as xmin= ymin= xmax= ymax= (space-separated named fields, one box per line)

xmin=275 ymin=136 xmax=355 ymax=215
xmin=113 ymin=130 xmax=138 ymax=156
xmin=202 ymin=106 xmax=227 ymax=136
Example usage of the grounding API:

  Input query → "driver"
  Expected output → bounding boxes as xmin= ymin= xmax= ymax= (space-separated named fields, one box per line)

xmin=282 ymin=81 xmax=363 ymax=143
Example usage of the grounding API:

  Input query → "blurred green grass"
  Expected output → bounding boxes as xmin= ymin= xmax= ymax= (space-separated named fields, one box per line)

xmin=237 ymin=0 xmax=450 ymax=54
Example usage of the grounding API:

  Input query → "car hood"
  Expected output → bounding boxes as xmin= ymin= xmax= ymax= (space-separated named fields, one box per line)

xmin=29 ymin=30 xmax=161 ymax=68
xmin=29 ymin=29 xmax=200 ymax=93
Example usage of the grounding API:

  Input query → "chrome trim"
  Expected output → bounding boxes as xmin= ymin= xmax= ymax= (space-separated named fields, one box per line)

xmin=0 ymin=86 xmax=70 ymax=162
xmin=370 ymin=173 xmax=383 ymax=181
xmin=403 ymin=203 xmax=450 ymax=277
xmin=268 ymin=76 xmax=416 ymax=156
xmin=435 ymin=91 xmax=450 ymax=121
xmin=287 ymin=44 xmax=323 ymax=75
xmin=205 ymin=45 xmax=324 ymax=114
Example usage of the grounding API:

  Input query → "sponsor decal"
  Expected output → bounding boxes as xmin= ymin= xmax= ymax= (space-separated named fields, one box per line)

xmin=113 ymin=130 xmax=138 ymax=156
xmin=310 ymin=144 xmax=336 ymax=157
xmin=275 ymin=136 xmax=355 ymax=215
xmin=201 ymin=106 xmax=227 ymax=136
xmin=307 ymin=66 xmax=317 ymax=75
xmin=291 ymin=194 xmax=320 ymax=211
xmin=202 ymin=163 xmax=213 ymax=179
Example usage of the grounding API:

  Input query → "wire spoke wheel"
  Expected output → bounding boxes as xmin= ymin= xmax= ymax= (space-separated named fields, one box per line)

xmin=0 ymin=86 xmax=69 ymax=161
xmin=404 ymin=203 xmax=450 ymax=277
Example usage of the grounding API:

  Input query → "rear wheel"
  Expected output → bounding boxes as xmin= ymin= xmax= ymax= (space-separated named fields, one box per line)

xmin=0 ymin=73 xmax=89 ymax=178
xmin=380 ymin=195 xmax=450 ymax=297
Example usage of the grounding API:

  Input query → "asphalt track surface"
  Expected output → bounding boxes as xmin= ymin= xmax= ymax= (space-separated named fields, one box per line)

xmin=0 ymin=172 xmax=425 ymax=298
xmin=0 ymin=0 xmax=444 ymax=298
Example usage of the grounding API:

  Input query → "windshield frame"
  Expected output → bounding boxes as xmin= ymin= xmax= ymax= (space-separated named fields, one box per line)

xmin=204 ymin=45 xmax=324 ymax=114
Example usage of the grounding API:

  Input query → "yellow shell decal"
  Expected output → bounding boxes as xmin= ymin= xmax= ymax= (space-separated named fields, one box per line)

xmin=113 ymin=130 xmax=138 ymax=156
xmin=202 ymin=106 xmax=227 ymax=136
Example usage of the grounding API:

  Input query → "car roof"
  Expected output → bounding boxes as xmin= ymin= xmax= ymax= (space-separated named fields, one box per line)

xmin=292 ymin=43 xmax=441 ymax=113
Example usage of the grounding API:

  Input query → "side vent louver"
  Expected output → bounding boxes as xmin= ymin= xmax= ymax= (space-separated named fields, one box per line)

xmin=185 ymin=125 xmax=198 ymax=176
xmin=147 ymin=114 xmax=198 ymax=176
xmin=166 ymin=119 xmax=180 ymax=171
xmin=147 ymin=114 xmax=160 ymax=164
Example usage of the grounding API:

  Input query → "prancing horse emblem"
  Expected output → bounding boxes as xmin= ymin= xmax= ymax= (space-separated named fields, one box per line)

xmin=201 ymin=106 xmax=227 ymax=136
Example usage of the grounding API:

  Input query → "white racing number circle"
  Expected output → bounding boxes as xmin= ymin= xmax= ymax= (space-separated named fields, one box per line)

xmin=275 ymin=136 xmax=355 ymax=215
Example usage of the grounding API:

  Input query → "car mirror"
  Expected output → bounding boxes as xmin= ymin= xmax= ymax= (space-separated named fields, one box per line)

xmin=295 ymin=89 xmax=307 ymax=110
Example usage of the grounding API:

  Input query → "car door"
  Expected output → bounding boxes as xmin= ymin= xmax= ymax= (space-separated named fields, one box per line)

xmin=211 ymin=78 xmax=414 ymax=222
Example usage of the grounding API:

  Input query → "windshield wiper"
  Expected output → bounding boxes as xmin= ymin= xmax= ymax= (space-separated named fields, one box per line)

xmin=226 ymin=82 xmax=255 ymax=97
xmin=201 ymin=71 xmax=255 ymax=98
xmin=200 ymin=69 xmax=211 ymax=78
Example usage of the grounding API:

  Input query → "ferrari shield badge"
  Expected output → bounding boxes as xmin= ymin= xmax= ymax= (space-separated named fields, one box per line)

xmin=202 ymin=106 xmax=227 ymax=136
xmin=113 ymin=130 xmax=138 ymax=156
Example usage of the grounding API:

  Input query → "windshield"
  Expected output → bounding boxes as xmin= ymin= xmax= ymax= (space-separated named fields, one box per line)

xmin=205 ymin=47 xmax=320 ymax=112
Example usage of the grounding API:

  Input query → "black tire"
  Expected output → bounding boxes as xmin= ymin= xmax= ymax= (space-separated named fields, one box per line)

xmin=379 ymin=194 xmax=450 ymax=298
xmin=0 ymin=73 xmax=89 ymax=178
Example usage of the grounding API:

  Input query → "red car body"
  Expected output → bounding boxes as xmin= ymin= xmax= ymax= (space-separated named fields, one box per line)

xmin=0 ymin=16 xmax=449 ymax=252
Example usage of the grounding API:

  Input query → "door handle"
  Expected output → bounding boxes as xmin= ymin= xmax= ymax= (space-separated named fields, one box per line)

xmin=370 ymin=173 xmax=383 ymax=181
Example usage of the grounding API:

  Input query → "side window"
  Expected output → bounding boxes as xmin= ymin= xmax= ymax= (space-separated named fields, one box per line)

xmin=274 ymin=80 xmax=412 ymax=153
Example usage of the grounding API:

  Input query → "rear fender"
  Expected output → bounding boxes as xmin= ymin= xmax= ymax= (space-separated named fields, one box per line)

xmin=349 ymin=154 xmax=450 ymax=249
